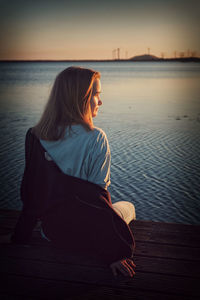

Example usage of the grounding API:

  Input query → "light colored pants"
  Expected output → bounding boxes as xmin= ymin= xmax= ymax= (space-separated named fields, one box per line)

xmin=112 ymin=201 xmax=136 ymax=224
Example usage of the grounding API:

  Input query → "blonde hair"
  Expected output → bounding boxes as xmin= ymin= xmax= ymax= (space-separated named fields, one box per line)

xmin=32 ymin=66 xmax=101 ymax=140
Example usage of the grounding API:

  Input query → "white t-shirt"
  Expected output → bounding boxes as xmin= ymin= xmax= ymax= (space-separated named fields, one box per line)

xmin=40 ymin=124 xmax=111 ymax=189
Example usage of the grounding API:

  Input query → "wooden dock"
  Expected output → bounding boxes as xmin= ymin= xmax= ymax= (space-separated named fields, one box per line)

xmin=0 ymin=209 xmax=200 ymax=299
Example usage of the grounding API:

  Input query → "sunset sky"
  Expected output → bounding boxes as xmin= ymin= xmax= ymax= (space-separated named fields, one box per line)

xmin=0 ymin=0 xmax=199 ymax=60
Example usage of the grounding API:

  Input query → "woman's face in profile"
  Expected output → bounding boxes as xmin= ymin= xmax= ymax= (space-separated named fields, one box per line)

xmin=90 ymin=78 xmax=102 ymax=118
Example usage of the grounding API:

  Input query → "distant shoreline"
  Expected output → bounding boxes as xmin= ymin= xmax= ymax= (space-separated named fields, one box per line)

xmin=0 ymin=57 xmax=200 ymax=63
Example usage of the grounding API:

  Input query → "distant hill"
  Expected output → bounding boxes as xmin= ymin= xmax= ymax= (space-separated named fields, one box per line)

xmin=129 ymin=54 xmax=200 ymax=62
xmin=130 ymin=54 xmax=161 ymax=61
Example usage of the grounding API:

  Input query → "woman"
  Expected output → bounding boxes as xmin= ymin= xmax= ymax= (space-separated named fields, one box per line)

xmin=11 ymin=66 xmax=136 ymax=277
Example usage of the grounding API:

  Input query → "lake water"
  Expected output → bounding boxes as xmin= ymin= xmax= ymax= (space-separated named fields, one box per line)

xmin=0 ymin=61 xmax=200 ymax=224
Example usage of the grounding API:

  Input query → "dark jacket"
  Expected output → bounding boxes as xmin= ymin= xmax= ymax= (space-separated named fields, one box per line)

xmin=11 ymin=128 xmax=135 ymax=265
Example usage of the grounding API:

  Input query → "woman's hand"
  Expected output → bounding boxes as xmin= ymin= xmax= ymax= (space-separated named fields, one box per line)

xmin=110 ymin=258 xmax=136 ymax=277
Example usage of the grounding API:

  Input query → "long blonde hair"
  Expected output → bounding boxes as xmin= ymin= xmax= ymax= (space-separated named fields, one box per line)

xmin=32 ymin=66 xmax=101 ymax=140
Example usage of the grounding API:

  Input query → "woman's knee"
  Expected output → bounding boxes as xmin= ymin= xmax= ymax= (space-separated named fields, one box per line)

xmin=125 ymin=201 xmax=136 ymax=220
xmin=112 ymin=201 xmax=136 ymax=223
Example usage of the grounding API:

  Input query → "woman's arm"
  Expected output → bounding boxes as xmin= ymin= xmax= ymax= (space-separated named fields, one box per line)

xmin=88 ymin=129 xmax=111 ymax=189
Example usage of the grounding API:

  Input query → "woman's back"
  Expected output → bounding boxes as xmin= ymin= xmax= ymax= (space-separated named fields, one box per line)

xmin=40 ymin=124 xmax=111 ymax=189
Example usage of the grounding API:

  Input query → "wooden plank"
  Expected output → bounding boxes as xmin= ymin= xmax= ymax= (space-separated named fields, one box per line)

xmin=0 ymin=238 xmax=196 ymax=261
xmin=131 ymin=226 xmax=200 ymax=247
xmin=1 ymin=210 xmax=200 ymax=299
xmin=119 ymin=272 xmax=200 ymax=298
xmin=130 ymin=220 xmax=200 ymax=233
xmin=0 ymin=256 xmax=199 ymax=297
xmin=2 ymin=274 xmax=196 ymax=300
xmin=135 ymin=241 xmax=200 ymax=261
xmin=0 ymin=244 xmax=102 ymax=266
xmin=0 ymin=256 xmax=111 ymax=285
xmin=2 ymin=219 xmax=199 ymax=249
xmin=1 ymin=244 xmax=199 ymax=278
xmin=3 ymin=228 xmax=200 ymax=262
xmin=130 ymin=221 xmax=200 ymax=240
xmin=76 ymin=286 xmax=198 ymax=300
xmin=0 ymin=274 xmax=96 ymax=300
xmin=134 ymin=256 xmax=200 ymax=278
xmin=1 ymin=239 xmax=200 ymax=265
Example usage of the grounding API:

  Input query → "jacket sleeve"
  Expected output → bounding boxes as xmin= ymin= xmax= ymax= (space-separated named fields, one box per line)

xmin=11 ymin=128 xmax=38 ymax=244
xmin=75 ymin=184 xmax=135 ymax=265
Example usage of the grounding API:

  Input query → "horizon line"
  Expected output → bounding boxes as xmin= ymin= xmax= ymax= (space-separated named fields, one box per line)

xmin=0 ymin=55 xmax=200 ymax=63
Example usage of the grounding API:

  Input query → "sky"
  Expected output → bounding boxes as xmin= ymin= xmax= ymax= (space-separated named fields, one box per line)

xmin=0 ymin=0 xmax=200 ymax=60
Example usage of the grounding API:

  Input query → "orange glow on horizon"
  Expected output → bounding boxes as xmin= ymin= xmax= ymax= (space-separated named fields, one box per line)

xmin=0 ymin=0 xmax=199 ymax=61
